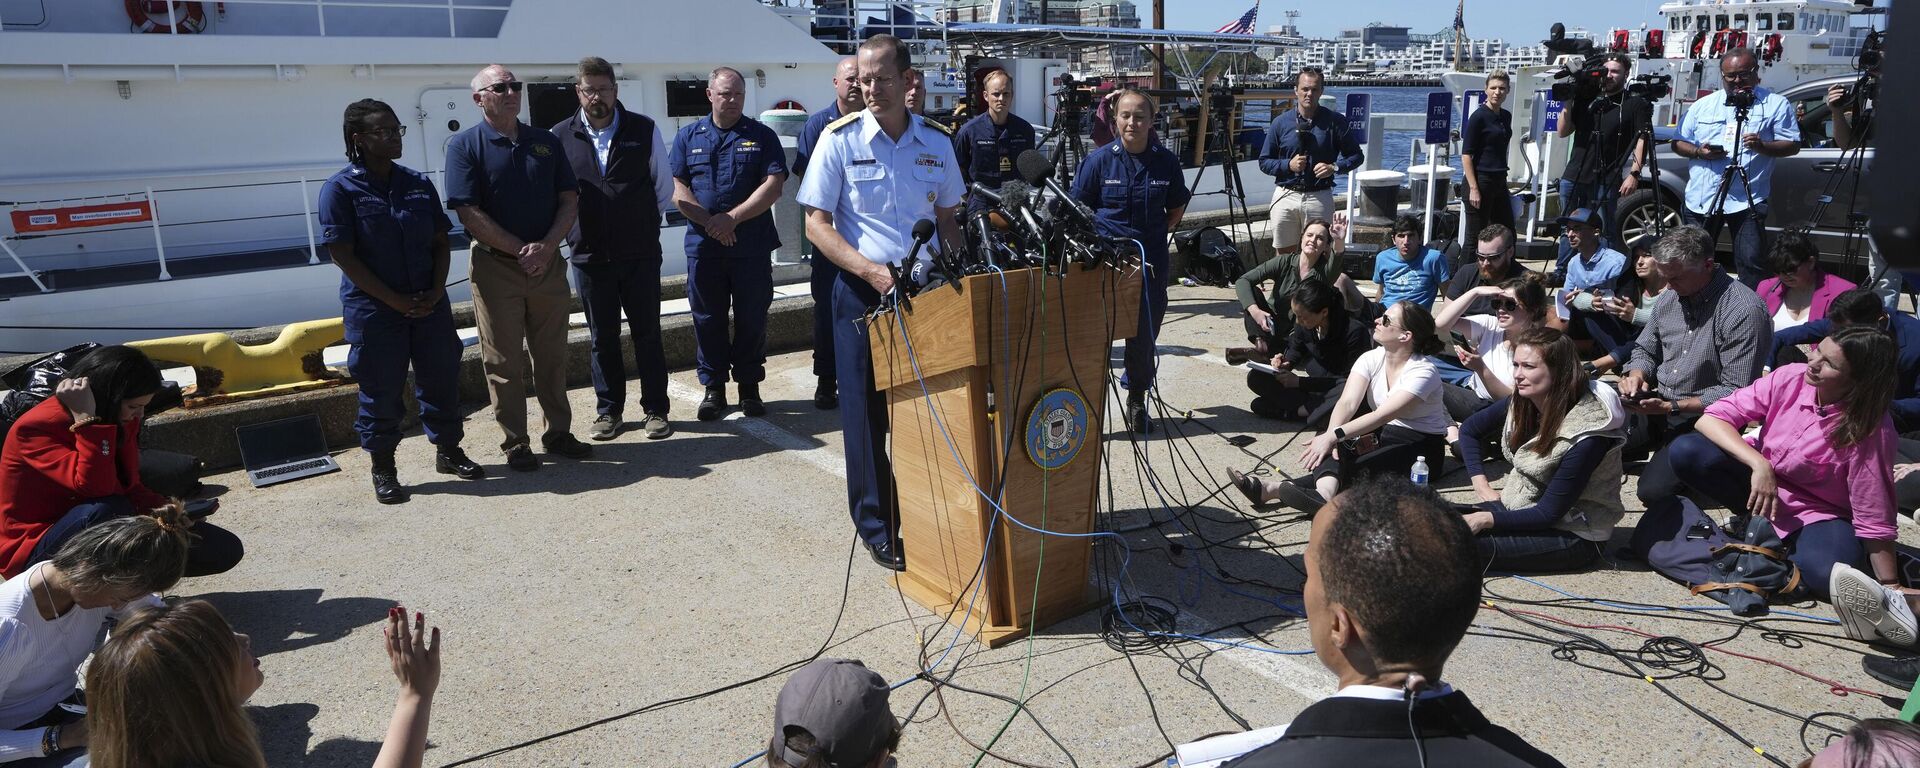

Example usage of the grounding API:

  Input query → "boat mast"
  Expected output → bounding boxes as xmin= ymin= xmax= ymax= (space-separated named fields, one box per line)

xmin=1153 ymin=0 xmax=1165 ymax=90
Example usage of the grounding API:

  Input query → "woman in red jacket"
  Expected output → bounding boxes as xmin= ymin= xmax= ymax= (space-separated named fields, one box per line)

xmin=0 ymin=346 xmax=242 ymax=579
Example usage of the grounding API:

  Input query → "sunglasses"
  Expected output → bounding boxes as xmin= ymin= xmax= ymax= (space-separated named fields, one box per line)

xmin=1490 ymin=297 xmax=1520 ymax=313
xmin=1376 ymin=314 xmax=1396 ymax=329
xmin=1474 ymin=250 xmax=1506 ymax=262
xmin=478 ymin=81 xmax=525 ymax=95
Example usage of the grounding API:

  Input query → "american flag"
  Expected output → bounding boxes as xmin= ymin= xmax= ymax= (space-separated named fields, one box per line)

xmin=1214 ymin=3 xmax=1258 ymax=35
xmin=1453 ymin=0 xmax=1465 ymax=32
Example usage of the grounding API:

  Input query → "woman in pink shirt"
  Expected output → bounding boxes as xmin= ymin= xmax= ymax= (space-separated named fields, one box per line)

xmin=1754 ymin=232 xmax=1856 ymax=336
xmin=1665 ymin=327 xmax=1908 ymax=638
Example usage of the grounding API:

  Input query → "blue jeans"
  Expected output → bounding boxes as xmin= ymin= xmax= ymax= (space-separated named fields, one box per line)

xmin=1479 ymin=530 xmax=1600 ymax=573
xmin=1555 ymin=179 xmax=1622 ymax=276
xmin=27 ymin=497 xmax=244 ymax=578
xmin=1664 ymin=431 xmax=1863 ymax=599
xmin=573 ymin=259 xmax=669 ymax=417
xmin=1684 ymin=204 xmax=1768 ymax=289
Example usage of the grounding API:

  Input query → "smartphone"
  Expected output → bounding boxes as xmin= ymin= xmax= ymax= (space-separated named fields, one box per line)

xmin=1703 ymin=143 xmax=1725 ymax=154
xmin=1450 ymin=331 xmax=1471 ymax=348
xmin=1624 ymin=388 xmax=1665 ymax=402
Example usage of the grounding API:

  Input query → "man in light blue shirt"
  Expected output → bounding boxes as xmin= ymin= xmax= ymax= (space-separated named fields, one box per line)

xmin=1372 ymin=215 xmax=1451 ymax=310
xmin=1673 ymin=48 xmax=1800 ymax=288
xmin=797 ymin=34 xmax=965 ymax=573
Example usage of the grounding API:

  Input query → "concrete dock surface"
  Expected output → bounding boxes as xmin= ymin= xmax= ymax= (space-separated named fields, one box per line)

xmin=174 ymin=281 xmax=1916 ymax=767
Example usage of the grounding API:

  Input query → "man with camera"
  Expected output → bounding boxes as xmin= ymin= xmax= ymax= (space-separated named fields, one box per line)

xmin=1553 ymin=53 xmax=1649 ymax=283
xmin=1258 ymin=67 xmax=1363 ymax=258
xmin=1672 ymin=48 xmax=1800 ymax=289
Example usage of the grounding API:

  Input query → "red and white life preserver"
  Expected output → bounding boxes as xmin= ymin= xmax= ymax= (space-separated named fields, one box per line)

xmin=1644 ymin=29 xmax=1665 ymax=58
xmin=125 ymin=1 xmax=207 ymax=34
xmin=773 ymin=99 xmax=805 ymax=112
xmin=1710 ymin=29 xmax=1730 ymax=57
xmin=1691 ymin=30 xmax=1709 ymax=59
xmin=1728 ymin=29 xmax=1749 ymax=53
xmin=1610 ymin=29 xmax=1632 ymax=53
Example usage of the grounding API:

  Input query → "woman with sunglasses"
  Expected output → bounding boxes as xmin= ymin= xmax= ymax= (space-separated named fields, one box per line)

xmin=1432 ymin=275 xmax=1550 ymax=422
xmin=318 ymin=98 xmax=485 ymax=505
xmin=1229 ymin=301 xmax=1451 ymax=513
xmin=1457 ymin=328 xmax=1628 ymax=572
xmin=1579 ymin=237 xmax=1669 ymax=373
xmin=1756 ymin=232 xmax=1855 ymax=337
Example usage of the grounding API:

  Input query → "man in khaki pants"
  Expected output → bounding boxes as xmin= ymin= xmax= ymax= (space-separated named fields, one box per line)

xmin=1256 ymin=67 xmax=1363 ymax=257
xmin=444 ymin=64 xmax=592 ymax=471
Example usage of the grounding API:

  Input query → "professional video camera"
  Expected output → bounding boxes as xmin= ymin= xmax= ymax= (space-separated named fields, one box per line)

xmin=1207 ymin=82 xmax=1240 ymax=118
xmin=1627 ymin=72 xmax=1671 ymax=101
xmin=1054 ymin=73 xmax=1097 ymax=114
xmin=1549 ymin=53 xmax=1609 ymax=104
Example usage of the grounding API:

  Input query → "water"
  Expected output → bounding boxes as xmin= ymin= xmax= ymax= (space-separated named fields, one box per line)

xmin=1244 ymin=86 xmax=1461 ymax=181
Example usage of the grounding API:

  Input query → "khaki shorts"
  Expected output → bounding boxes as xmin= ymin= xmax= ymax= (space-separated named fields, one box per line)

xmin=1268 ymin=187 xmax=1336 ymax=250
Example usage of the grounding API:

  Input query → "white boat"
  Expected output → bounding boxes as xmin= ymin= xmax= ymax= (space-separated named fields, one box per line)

xmin=0 ymin=0 xmax=844 ymax=354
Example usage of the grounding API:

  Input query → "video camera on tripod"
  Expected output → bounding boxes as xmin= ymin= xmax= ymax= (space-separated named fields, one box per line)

xmin=1054 ymin=73 xmax=1100 ymax=115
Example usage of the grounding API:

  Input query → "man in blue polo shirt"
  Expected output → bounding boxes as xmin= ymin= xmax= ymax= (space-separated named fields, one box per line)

xmin=671 ymin=66 xmax=789 ymax=421
xmin=1257 ymin=67 xmax=1363 ymax=258
xmin=444 ymin=64 xmax=590 ymax=472
xmin=1073 ymin=89 xmax=1192 ymax=435
xmin=1672 ymin=47 xmax=1800 ymax=288
xmin=793 ymin=55 xmax=862 ymax=411
xmin=953 ymin=69 xmax=1035 ymax=219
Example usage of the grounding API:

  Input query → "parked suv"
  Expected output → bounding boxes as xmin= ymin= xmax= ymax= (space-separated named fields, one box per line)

xmin=1616 ymin=75 xmax=1874 ymax=272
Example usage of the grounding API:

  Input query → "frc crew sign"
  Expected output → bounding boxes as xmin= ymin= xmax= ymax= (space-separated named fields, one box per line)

xmin=10 ymin=201 xmax=154 ymax=234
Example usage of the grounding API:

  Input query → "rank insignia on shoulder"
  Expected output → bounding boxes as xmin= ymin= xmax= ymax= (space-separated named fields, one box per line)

xmin=827 ymin=112 xmax=862 ymax=132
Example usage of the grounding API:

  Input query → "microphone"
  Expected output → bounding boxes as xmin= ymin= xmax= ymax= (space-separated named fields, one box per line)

xmin=1016 ymin=149 xmax=1098 ymax=232
xmin=968 ymin=182 xmax=1003 ymax=206
xmin=892 ymin=218 xmax=935 ymax=311
xmin=995 ymin=179 xmax=1047 ymax=254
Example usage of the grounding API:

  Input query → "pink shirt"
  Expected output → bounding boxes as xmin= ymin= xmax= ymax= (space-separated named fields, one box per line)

xmin=1703 ymin=364 xmax=1899 ymax=541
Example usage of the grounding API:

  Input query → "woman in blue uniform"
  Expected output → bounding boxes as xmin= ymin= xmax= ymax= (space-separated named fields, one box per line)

xmin=1072 ymin=89 xmax=1191 ymax=434
xmin=318 ymin=99 xmax=484 ymax=504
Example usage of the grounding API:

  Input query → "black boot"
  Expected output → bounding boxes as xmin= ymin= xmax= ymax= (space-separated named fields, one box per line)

xmin=435 ymin=446 xmax=485 ymax=480
xmin=739 ymin=383 xmax=766 ymax=417
xmin=1127 ymin=390 xmax=1153 ymax=435
xmin=371 ymin=451 xmax=408 ymax=505
xmin=697 ymin=385 xmax=727 ymax=421
xmin=814 ymin=375 xmax=838 ymax=410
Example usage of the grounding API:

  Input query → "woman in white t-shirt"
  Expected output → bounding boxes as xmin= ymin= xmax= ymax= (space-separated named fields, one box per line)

xmin=1434 ymin=275 xmax=1550 ymax=422
xmin=0 ymin=510 xmax=189 ymax=766
xmin=1229 ymin=301 xmax=1453 ymax=513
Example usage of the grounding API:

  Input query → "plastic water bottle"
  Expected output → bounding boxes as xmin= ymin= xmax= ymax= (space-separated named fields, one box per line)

xmin=1411 ymin=456 xmax=1430 ymax=486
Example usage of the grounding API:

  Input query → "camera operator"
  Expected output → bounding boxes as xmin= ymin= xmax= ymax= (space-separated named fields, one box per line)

xmin=1553 ymin=53 xmax=1649 ymax=283
xmin=1258 ymin=67 xmax=1363 ymax=258
xmin=1671 ymin=48 xmax=1800 ymax=289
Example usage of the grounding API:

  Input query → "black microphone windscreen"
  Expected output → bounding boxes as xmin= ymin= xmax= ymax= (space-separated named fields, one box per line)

xmin=999 ymin=179 xmax=1033 ymax=206
xmin=1015 ymin=149 xmax=1053 ymax=184
xmin=912 ymin=218 xmax=935 ymax=242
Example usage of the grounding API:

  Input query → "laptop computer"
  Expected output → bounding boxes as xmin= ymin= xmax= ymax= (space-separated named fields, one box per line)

xmin=236 ymin=414 xmax=339 ymax=488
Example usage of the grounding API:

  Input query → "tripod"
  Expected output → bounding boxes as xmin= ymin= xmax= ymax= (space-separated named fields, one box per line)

xmin=1042 ymin=100 xmax=1089 ymax=188
xmin=1702 ymin=104 xmax=1756 ymax=225
xmin=1187 ymin=95 xmax=1255 ymax=283
xmin=1633 ymin=124 xmax=1669 ymax=239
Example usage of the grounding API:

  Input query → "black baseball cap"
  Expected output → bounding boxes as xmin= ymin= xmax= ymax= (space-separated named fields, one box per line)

xmin=771 ymin=658 xmax=897 ymax=767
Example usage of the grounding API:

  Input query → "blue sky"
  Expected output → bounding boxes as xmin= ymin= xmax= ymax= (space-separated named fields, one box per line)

xmin=1164 ymin=1 xmax=1669 ymax=43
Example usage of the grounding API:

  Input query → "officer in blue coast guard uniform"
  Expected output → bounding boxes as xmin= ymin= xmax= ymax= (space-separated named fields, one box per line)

xmin=671 ymin=66 xmax=790 ymax=421
xmin=796 ymin=35 xmax=965 ymax=572
xmin=317 ymin=98 xmax=485 ymax=505
xmin=1071 ymin=89 xmax=1191 ymax=435
xmin=794 ymin=55 xmax=863 ymax=411
xmin=952 ymin=69 xmax=1036 ymax=218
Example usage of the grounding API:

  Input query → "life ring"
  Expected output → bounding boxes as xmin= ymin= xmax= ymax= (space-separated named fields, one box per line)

xmin=125 ymin=1 xmax=207 ymax=34
xmin=773 ymin=99 xmax=805 ymax=112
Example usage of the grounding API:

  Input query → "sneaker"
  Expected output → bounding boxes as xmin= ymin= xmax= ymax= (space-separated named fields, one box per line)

xmin=1862 ymin=654 xmax=1920 ymax=690
xmin=589 ymin=414 xmax=620 ymax=441
xmin=1269 ymin=477 xmax=1328 ymax=515
xmin=505 ymin=445 xmax=538 ymax=472
xmin=640 ymin=413 xmax=672 ymax=440
xmin=541 ymin=434 xmax=593 ymax=460
xmin=739 ymin=383 xmax=766 ymax=417
xmin=1831 ymin=563 xmax=1920 ymax=647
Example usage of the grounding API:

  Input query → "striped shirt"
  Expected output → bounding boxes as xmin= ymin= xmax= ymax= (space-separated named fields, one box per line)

xmin=1625 ymin=271 xmax=1770 ymax=405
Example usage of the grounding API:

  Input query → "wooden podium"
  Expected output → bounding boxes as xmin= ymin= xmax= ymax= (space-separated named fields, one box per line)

xmin=867 ymin=264 xmax=1141 ymax=647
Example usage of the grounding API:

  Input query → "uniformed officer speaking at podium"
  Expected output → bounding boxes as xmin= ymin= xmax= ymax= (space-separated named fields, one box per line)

xmin=796 ymin=34 xmax=965 ymax=572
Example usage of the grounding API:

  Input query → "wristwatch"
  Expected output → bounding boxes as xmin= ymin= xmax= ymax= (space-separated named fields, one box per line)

xmin=1667 ymin=399 xmax=1680 ymax=415
xmin=1333 ymin=427 xmax=1347 ymax=440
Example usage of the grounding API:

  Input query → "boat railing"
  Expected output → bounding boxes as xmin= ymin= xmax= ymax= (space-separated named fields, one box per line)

xmin=0 ymin=168 xmax=423 ymax=293
xmin=0 ymin=0 xmax=513 ymax=38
